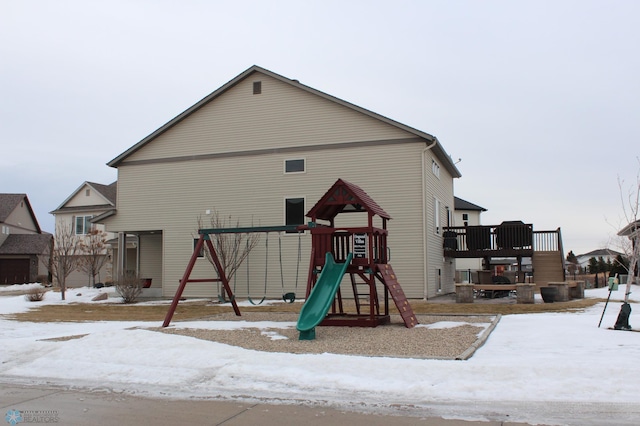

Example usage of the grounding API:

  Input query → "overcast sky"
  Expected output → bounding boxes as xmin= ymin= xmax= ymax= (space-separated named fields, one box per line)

xmin=2 ymin=1 xmax=639 ymax=256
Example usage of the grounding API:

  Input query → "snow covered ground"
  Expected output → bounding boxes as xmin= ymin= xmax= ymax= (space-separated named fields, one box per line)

xmin=1 ymin=283 xmax=639 ymax=425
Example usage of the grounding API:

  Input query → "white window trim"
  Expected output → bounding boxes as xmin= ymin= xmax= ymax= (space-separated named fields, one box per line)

xmin=432 ymin=159 xmax=440 ymax=179
xmin=434 ymin=197 xmax=441 ymax=235
xmin=75 ymin=215 xmax=94 ymax=235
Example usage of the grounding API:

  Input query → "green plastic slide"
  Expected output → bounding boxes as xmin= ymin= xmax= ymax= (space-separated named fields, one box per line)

xmin=297 ymin=252 xmax=353 ymax=340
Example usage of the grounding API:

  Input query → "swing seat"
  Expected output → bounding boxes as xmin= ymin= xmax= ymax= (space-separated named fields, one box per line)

xmin=282 ymin=292 xmax=296 ymax=303
xmin=218 ymin=294 xmax=235 ymax=303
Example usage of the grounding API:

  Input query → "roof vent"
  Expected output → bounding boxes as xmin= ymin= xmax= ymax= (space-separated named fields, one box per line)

xmin=253 ymin=81 xmax=262 ymax=95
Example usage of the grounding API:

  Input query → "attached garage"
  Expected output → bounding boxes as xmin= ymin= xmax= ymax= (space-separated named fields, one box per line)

xmin=0 ymin=258 xmax=30 ymax=284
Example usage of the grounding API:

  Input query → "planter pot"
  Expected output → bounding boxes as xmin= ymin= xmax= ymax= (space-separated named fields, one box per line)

xmin=540 ymin=287 xmax=557 ymax=303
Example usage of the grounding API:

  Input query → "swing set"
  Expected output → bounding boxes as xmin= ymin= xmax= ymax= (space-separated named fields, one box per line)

xmin=162 ymin=225 xmax=303 ymax=327
xmin=162 ymin=178 xmax=418 ymax=332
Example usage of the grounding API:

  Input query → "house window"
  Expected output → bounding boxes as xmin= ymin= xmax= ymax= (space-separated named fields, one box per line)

xmin=75 ymin=215 xmax=93 ymax=235
xmin=285 ymin=197 xmax=305 ymax=231
xmin=462 ymin=213 xmax=468 ymax=221
xmin=284 ymin=159 xmax=305 ymax=174
xmin=253 ymin=81 xmax=262 ymax=94
xmin=432 ymin=160 xmax=440 ymax=178
xmin=434 ymin=198 xmax=441 ymax=235
xmin=194 ymin=239 xmax=204 ymax=258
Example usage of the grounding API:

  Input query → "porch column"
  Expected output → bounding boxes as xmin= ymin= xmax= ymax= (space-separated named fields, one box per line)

xmin=117 ymin=232 xmax=126 ymax=280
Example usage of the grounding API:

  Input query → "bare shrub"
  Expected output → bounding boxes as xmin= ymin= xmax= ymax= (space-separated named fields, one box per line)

xmin=115 ymin=275 xmax=143 ymax=304
xmin=24 ymin=286 xmax=48 ymax=302
xmin=197 ymin=211 xmax=260 ymax=300
xmin=35 ymin=275 xmax=50 ymax=286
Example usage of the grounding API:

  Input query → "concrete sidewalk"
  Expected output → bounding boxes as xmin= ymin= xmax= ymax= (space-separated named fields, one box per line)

xmin=1 ymin=384 xmax=534 ymax=426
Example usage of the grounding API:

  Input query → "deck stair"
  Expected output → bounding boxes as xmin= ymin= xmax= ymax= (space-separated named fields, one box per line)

xmin=375 ymin=264 xmax=418 ymax=328
xmin=532 ymin=251 xmax=565 ymax=287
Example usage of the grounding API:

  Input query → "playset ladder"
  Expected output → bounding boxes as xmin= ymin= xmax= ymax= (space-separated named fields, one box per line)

xmin=349 ymin=272 xmax=379 ymax=315
xmin=375 ymin=264 xmax=418 ymax=328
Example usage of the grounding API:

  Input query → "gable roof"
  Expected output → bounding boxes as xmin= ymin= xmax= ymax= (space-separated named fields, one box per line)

xmin=0 ymin=194 xmax=41 ymax=233
xmin=50 ymin=181 xmax=117 ymax=214
xmin=577 ymin=248 xmax=623 ymax=258
xmin=306 ymin=178 xmax=391 ymax=221
xmin=0 ymin=234 xmax=52 ymax=255
xmin=107 ymin=65 xmax=461 ymax=178
xmin=454 ymin=197 xmax=487 ymax=212
xmin=618 ymin=220 xmax=639 ymax=237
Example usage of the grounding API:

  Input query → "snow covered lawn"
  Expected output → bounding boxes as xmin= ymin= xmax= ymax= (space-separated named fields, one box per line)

xmin=1 ymin=283 xmax=639 ymax=425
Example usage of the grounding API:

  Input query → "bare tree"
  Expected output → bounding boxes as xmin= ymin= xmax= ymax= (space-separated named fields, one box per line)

xmin=197 ymin=211 xmax=260 ymax=297
xmin=48 ymin=225 xmax=82 ymax=301
xmin=616 ymin=161 xmax=640 ymax=303
xmin=77 ymin=228 xmax=109 ymax=287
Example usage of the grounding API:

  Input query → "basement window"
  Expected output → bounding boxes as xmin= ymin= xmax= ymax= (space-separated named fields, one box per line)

xmin=253 ymin=81 xmax=262 ymax=94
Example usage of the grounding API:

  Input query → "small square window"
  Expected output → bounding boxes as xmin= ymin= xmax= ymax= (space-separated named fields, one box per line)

xmin=253 ymin=81 xmax=262 ymax=94
xmin=285 ymin=159 xmax=305 ymax=173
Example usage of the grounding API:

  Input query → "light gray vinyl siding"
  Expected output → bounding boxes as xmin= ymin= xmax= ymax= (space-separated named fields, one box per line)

xmin=108 ymin=141 xmax=434 ymax=298
xmin=139 ymin=234 xmax=162 ymax=290
xmin=123 ymin=74 xmax=411 ymax=163
xmin=5 ymin=201 xmax=38 ymax=234
xmin=424 ymin=150 xmax=456 ymax=297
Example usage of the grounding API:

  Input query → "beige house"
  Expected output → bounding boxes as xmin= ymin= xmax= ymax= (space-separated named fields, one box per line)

xmin=0 ymin=194 xmax=51 ymax=285
xmin=50 ymin=181 xmax=120 ymax=287
xmin=101 ymin=65 xmax=461 ymax=299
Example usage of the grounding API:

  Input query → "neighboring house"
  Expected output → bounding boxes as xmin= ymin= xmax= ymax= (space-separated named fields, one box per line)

xmin=0 ymin=194 xmax=52 ymax=285
xmin=576 ymin=248 xmax=624 ymax=271
xmin=99 ymin=65 xmax=461 ymax=299
xmin=452 ymin=197 xmax=486 ymax=282
xmin=50 ymin=181 xmax=121 ymax=287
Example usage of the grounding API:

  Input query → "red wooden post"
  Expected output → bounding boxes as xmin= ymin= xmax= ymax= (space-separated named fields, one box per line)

xmin=162 ymin=234 xmax=204 ymax=327
xmin=205 ymin=239 xmax=241 ymax=316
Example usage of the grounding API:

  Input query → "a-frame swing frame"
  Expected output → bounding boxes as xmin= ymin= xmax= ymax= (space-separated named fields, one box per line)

xmin=162 ymin=233 xmax=239 ymax=327
xmin=162 ymin=225 xmax=302 ymax=327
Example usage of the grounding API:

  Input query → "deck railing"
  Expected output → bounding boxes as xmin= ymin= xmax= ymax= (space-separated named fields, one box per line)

xmin=443 ymin=224 xmax=562 ymax=257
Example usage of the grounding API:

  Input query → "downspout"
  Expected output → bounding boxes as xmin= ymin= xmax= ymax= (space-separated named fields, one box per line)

xmin=421 ymin=137 xmax=438 ymax=300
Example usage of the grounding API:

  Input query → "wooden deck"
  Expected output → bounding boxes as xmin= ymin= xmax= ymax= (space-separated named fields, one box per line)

xmin=443 ymin=224 xmax=562 ymax=260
